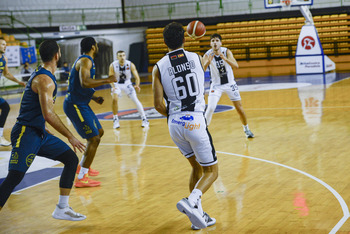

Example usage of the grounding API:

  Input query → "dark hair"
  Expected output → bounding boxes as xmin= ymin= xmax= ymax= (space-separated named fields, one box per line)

xmin=0 ymin=37 xmax=4 ymax=41
xmin=117 ymin=50 xmax=125 ymax=55
xmin=210 ymin=33 xmax=222 ymax=41
xmin=80 ymin=37 xmax=96 ymax=54
xmin=39 ymin=40 xmax=59 ymax=62
xmin=163 ymin=22 xmax=185 ymax=50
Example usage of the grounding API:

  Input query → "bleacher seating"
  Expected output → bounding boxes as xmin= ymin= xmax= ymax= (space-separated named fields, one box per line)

xmin=146 ymin=13 xmax=350 ymax=73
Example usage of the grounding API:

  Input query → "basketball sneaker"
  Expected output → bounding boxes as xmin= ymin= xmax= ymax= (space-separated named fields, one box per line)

xmin=76 ymin=165 xmax=99 ymax=177
xmin=191 ymin=212 xmax=216 ymax=230
xmin=74 ymin=174 xmax=101 ymax=188
xmin=176 ymin=198 xmax=207 ymax=229
xmin=244 ymin=129 xmax=254 ymax=138
xmin=113 ymin=118 xmax=120 ymax=129
xmin=0 ymin=136 xmax=11 ymax=146
xmin=52 ymin=205 xmax=86 ymax=221
xmin=141 ymin=119 xmax=149 ymax=128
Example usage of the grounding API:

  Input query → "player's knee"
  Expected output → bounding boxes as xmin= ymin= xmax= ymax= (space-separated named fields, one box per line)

xmin=0 ymin=102 xmax=10 ymax=113
xmin=89 ymin=135 xmax=101 ymax=145
xmin=56 ymin=149 xmax=78 ymax=168
xmin=99 ymin=128 xmax=104 ymax=138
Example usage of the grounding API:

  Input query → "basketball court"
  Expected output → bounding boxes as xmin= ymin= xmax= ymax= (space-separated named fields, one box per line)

xmin=1 ymin=0 xmax=350 ymax=233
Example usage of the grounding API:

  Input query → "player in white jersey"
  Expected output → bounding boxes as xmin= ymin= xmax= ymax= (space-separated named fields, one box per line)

xmin=203 ymin=33 xmax=254 ymax=138
xmin=108 ymin=50 xmax=149 ymax=128
xmin=153 ymin=22 xmax=218 ymax=230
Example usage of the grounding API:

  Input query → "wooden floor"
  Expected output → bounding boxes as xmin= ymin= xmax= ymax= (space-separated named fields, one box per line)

xmin=1 ymin=73 xmax=350 ymax=233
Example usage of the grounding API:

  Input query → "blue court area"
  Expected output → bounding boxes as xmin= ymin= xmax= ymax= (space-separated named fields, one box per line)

xmin=0 ymin=168 xmax=63 ymax=193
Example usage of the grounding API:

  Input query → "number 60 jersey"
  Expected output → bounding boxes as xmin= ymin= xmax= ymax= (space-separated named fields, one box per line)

xmin=156 ymin=48 xmax=206 ymax=116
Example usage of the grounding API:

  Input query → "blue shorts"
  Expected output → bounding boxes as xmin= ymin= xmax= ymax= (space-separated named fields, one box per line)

xmin=63 ymin=100 xmax=102 ymax=139
xmin=0 ymin=97 xmax=6 ymax=105
xmin=9 ymin=124 xmax=71 ymax=173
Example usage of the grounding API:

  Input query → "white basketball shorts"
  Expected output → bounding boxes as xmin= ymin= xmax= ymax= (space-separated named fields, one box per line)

xmin=111 ymin=83 xmax=135 ymax=97
xmin=209 ymin=82 xmax=241 ymax=101
xmin=168 ymin=112 xmax=217 ymax=166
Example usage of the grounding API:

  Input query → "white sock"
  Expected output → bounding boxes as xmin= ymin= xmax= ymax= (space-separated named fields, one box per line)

xmin=243 ymin=124 xmax=249 ymax=131
xmin=0 ymin=127 xmax=3 ymax=137
xmin=79 ymin=155 xmax=86 ymax=167
xmin=78 ymin=167 xmax=89 ymax=180
xmin=114 ymin=115 xmax=119 ymax=121
xmin=58 ymin=195 xmax=69 ymax=208
xmin=188 ymin=188 xmax=202 ymax=206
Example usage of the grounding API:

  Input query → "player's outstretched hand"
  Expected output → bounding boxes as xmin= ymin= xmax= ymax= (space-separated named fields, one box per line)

xmin=93 ymin=96 xmax=104 ymax=104
xmin=68 ymin=136 xmax=86 ymax=153
xmin=19 ymin=81 xmax=26 ymax=87
xmin=134 ymin=85 xmax=141 ymax=92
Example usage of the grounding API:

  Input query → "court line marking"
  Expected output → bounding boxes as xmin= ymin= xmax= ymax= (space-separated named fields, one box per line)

xmin=100 ymin=142 xmax=350 ymax=233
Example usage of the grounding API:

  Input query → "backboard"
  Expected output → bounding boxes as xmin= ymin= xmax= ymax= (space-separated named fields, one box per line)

xmin=264 ymin=0 xmax=313 ymax=9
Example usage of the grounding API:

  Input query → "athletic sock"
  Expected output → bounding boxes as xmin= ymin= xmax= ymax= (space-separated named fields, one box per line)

xmin=188 ymin=188 xmax=202 ymax=207
xmin=0 ymin=127 xmax=3 ymax=137
xmin=58 ymin=195 xmax=69 ymax=208
xmin=77 ymin=167 xmax=89 ymax=180
xmin=114 ymin=115 xmax=119 ymax=121
xmin=243 ymin=124 xmax=249 ymax=131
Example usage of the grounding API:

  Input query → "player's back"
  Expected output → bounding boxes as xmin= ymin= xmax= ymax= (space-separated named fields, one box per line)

xmin=156 ymin=48 xmax=205 ymax=116
xmin=65 ymin=55 xmax=95 ymax=105
xmin=17 ymin=67 xmax=57 ymax=131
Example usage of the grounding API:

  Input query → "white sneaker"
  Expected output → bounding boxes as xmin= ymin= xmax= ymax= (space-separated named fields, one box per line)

xmin=0 ymin=136 xmax=11 ymax=146
xmin=191 ymin=212 xmax=216 ymax=230
xmin=113 ymin=119 xmax=120 ymax=129
xmin=244 ymin=129 xmax=254 ymax=138
xmin=52 ymin=205 xmax=86 ymax=221
xmin=141 ymin=119 xmax=149 ymax=128
xmin=176 ymin=198 xmax=207 ymax=229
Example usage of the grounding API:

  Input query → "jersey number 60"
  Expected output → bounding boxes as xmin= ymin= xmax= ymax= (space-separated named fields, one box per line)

xmin=171 ymin=73 xmax=199 ymax=100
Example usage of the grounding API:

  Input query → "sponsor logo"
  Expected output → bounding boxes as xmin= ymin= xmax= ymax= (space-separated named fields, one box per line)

xmin=301 ymin=36 xmax=315 ymax=50
xmin=171 ymin=119 xmax=200 ymax=131
xmin=26 ymin=154 xmax=36 ymax=167
xmin=180 ymin=115 xmax=194 ymax=121
xmin=83 ymin=125 xmax=92 ymax=134
xmin=95 ymin=105 xmax=234 ymax=121
xmin=10 ymin=152 xmax=19 ymax=164
xmin=171 ymin=55 xmax=177 ymax=60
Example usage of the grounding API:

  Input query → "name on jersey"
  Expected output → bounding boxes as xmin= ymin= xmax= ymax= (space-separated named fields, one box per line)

xmin=168 ymin=60 xmax=195 ymax=76
xmin=171 ymin=119 xmax=200 ymax=131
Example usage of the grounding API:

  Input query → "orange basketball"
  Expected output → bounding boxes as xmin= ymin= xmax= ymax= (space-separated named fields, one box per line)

xmin=186 ymin=20 xmax=206 ymax=40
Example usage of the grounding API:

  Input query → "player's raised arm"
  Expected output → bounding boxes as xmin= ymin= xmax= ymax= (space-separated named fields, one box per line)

xmin=78 ymin=58 xmax=117 ymax=88
xmin=221 ymin=49 xmax=239 ymax=69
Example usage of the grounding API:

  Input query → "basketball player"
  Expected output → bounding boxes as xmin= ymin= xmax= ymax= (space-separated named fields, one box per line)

xmin=109 ymin=50 xmax=149 ymax=129
xmin=63 ymin=37 xmax=117 ymax=187
xmin=0 ymin=37 xmax=26 ymax=146
xmin=203 ymin=33 xmax=254 ymax=138
xmin=153 ymin=22 xmax=218 ymax=230
xmin=0 ymin=40 xmax=86 ymax=221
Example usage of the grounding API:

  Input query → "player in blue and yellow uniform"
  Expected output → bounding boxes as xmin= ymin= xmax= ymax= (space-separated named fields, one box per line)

xmin=0 ymin=37 xmax=26 ymax=146
xmin=63 ymin=37 xmax=117 ymax=187
xmin=0 ymin=40 xmax=86 ymax=221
